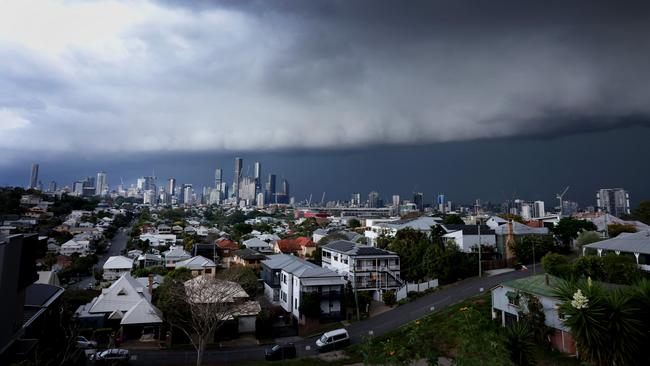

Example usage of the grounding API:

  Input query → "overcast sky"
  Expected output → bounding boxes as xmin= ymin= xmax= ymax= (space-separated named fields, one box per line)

xmin=1 ymin=0 xmax=649 ymax=206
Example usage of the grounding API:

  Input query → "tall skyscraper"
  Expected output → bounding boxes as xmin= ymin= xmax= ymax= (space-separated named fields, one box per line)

xmin=437 ymin=194 xmax=446 ymax=213
xmin=597 ymin=188 xmax=630 ymax=217
xmin=265 ymin=174 xmax=276 ymax=204
xmin=96 ymin=172 xmax=107 ymax=196
xmin=533 ymin=201 xmax=545 ymax=218
xmin=392 ymin=195 xmax=401 ymax=207
xmin=368 ymin=191 xmax=380 ymax=208
xmin=282 ymin=179 xmax=290 ymax=197
xmin=413 ymin=192 xmax=424 ymax=211
xmin=47 ymin=181 xmax=57 ymax=193
xmin=254 ymin=161 xmax=261 ymax=196
xmin=28 ymin=163 xmax=39 ymax=190
xmin=183 ymin=184 xmax=193 ymax=205
xmin=233 ymin=157 xmax=243 ymax=202
xmin=215 ymin=169 xmax=222 ymax=188
xmin=351 ymin=193 xmax=361 ymax=207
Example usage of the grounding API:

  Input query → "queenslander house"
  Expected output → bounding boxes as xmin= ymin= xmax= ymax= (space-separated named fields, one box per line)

xmin=260 ymin=254 xmax=346 ymax=327
xmin=321 ymin=240 xmax=402 ymax=301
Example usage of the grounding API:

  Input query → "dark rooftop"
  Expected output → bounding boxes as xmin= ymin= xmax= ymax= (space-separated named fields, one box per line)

xmin=323 ymin=240 xmax=397 ymax=256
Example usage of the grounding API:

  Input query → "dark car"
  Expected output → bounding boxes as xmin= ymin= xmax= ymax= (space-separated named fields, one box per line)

xmin=88 ymin=348 xmax=130 ymax=365
xmin=265 ymin=343 xmax=297 ymax=361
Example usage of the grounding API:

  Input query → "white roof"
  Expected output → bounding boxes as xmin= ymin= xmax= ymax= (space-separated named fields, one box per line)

xmin=163 ymin=245 xmax=191 ymax=259
xmin=103 ymin=256 xmax=134 ymax=270
xmin=175 ymin=255 xmax=216 ymax=270
xmin=584 ymin=230 xmax=650 ymax=255
xmin=89 ymin=274 xmax=150 ymax=314
xmin=243 ymin=237 xmax=272 ymax=248
xmin=120 ymin=299 xmax=163 ymax=325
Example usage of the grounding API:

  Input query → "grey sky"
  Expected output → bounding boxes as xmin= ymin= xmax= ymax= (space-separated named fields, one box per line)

xmin=0 ymin=0 xmax=649 ymax=205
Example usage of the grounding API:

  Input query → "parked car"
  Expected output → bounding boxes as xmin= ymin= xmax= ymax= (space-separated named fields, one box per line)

xmin=265 ymin=343 xmax=297 ymax=361
xmin=89 ymin=348 xmax=129 ymax=364
xmin=315 ymin=328 xmax=350 ymax=352
xmin=76 ymin=336 xmax=97 ymax=348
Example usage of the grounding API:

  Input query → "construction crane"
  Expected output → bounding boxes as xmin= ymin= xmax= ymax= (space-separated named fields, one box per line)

xmin=320 ymin=192 xmax=326 ymax=206
xmin=556 ymin=186 xmax=570 ymax=216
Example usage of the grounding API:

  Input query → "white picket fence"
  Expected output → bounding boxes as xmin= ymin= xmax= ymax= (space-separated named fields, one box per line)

xmin=395 ymin=279 xmax=439 ymax=301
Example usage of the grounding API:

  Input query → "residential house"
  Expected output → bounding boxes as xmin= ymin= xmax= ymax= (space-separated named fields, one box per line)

xmin=138 ymin=233 xmax=177 ymax=247
xmin=103 ymin=256 xmax=134 ymax=281
xmin=136 ymin=253 xmax=164 ymax=269
xmin=242 ymin=237 xmax=274 ymax=253
xmin=183 ymin=276 xmax=261 ymax=335
xmin=582 ymin=229 xmax=650 ymax=271
xmin=321 ymin=240 xmax=402 ymax=301
xmin=157 ymin=224 xmax=171 ymax=234
xmin=364 ymin=216 xmax=441 ymax=246
xmin=491 ymin=274 xmax=577 ymax=355
xmin=59 ymin=238 xmax=90 ymax=256
xmin=175 ymin=256 xmax=217 ymax=277
xmin=273 ymin=237 xmax=316 ymax=258
xmin=232 ymin=249 xmax=267 ymax=268
xmin=75 ymin=274 xmax=163 ymax=341
xmin=261 ymin=254 xmax=346 ymax=324
xmin=576 ymin=212 xmax=650 ymax=238
xmin=191 ymin=243 xmax=219 ymax=263
xmin=494 ymin=221 xmax=550 ymax=261
xmin=163 ymin=245 xmax=191 ymax=269
xmin=216 ymin=238 xmax=240 ymax=267
xmin=441 ymin=224 xmax=497 ymax=253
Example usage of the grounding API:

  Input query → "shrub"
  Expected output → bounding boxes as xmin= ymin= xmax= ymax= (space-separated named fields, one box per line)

xmin=382 ymin=290 xmax=396 ymax=306
xmin=541 ymin=253 xmax=571 ymax=278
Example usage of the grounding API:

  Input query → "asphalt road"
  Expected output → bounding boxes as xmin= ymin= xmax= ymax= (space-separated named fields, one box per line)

xmin=132 ymin=265 xmax=541 ymax=366
xmin=71 ymin=228 xmax=130 ymax=290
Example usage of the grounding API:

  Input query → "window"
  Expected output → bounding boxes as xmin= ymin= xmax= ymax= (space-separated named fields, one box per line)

xmin=283 ymin=274 xmax=287 ymax=284
xmin=204 ymin=268 xmax=212 ymax=274
xmin=295 ymin=299 xmax=298 ymax=308
xmin=506 ymin=291 xmax=519 ymax=306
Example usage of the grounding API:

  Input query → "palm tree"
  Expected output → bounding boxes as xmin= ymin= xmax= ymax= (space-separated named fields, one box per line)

xmin=505 ymin=321 xmax=535 ymax=366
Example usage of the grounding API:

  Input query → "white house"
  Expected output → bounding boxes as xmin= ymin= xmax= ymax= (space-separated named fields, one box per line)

xmin=103 ymin=256 xmax=134 ymax=281
xmin=139 ymin=233 xmax=177 ymax=247
xmin=582 ymin=230 xmax=650 ymax=271
xmin=163 ymin=245 xmax=191 ymax=268
xmin=321 ymin=240 xmax=402 ymax=301
xmin=59 ymin=238 xmax=90 ymax=256
xmin=441 ymin=224 xmax=497 ymax=252
xmin=491 ymin=274 xmax=577 ymax=355
xmin=261 ymin=254 xmax=346 ymax=324
xmin=364 ymin=216 xmax=440 ymax=246
xmin=243 ymin=237 xmax=274 ymax=253
xmin=175 ymin=255 xmax=217 ymax=277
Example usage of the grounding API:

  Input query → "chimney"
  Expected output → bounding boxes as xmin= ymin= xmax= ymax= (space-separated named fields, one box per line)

xmin=148 ymin=273 xmax=154 ymax=295
xmin=545 ymin=274 xmax=550 ymax=286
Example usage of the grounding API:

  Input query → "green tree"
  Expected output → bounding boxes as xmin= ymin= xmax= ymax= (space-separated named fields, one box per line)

xmin=607 ymin=223 xmax=637 ymax=238
xmin=509 ymin=235 xmax=556 ymax=264
xmin=299 ymin=292 xmax=322 ymax=318
xmin=498 ymin=213 xmax=525 ymax=224
xmin=601 ymin=254 xmax=642 ymax=284
xmin=576 ymin=231 xmax=602 ymax=248
xmin=540 ymin=252 xmax=572 ymax=278
xmin=552 ymin=217 xmax=597 ymax=248
xmin=442 ymin=214 xmax=465 ymax=225
xmin=631 ymin=201 xmax=650 ymax=225
xmin=382 ymin=290 xmax=396 ymax=306
xmin=219 ymin=266 xmax=258 ymax=297
xmin=347 ymin=218 xmax=361 ymax=228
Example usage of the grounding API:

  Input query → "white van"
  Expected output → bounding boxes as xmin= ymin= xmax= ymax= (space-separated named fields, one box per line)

xmin=315 ymin=328 xmax=350 ymax=352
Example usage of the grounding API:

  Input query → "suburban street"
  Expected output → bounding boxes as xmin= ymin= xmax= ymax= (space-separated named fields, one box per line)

xmin=132 ymin=265 xmax=541 ymax=366
xmin=71 ymin=227 xmax=130 ymax=290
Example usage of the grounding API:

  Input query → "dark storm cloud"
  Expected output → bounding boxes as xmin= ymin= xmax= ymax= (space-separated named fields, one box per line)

xmin=1 ymin=0 xmax=650 ymax=161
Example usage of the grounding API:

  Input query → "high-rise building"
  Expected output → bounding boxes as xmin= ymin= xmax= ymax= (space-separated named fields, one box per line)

xmin=597 ymin=188 xmax=630 ymax=217
xmin=28 ymin=163 xmax=39 ymax=190
xmin=239 ymin=176 xmax=257 ymax=204
xmin=256 ymin=192 xmax=265 ymax=209
xmin=214 ymin=169 xmax=223 ymax=202
xmin=351 ymin=193 xmax=361 ymax=207
xmin=533 ymin=201 xmax=545 ymax=218
xmin=167 ymin=177 xmax=176 ymax=204
xmin=233 ymin=157 xmax=243 ymax=202
xmin=183 ymin=184 xmax=193 ymax=205
xmin=282 ymin=179 xmax=289 ymax=197
xmin=143 ymin=190 xmax=156 ymax=205
xmin=254 ymin=162 xmax=261 ymax=194
xmin=368 ymin=191 xmax=380 ymax=208
xmin=95 ymin=172 xmax=107 ymax=196
xmin=413 ymin=192 xmax=423 ymax=211
xmin=47 ymin=181 xmax=57 ymax=193
xmin=265 ymin=174 xmax=276 ymax=204
xmin=562 ymin=201 xmax=579 ymax=216
xmin=437 ymin=194 xmax=446 ymax=213
xmin=392 ymin=195 xmax=401 ymax=207
xmin=520 ymin=202 xmax=532 ymax=220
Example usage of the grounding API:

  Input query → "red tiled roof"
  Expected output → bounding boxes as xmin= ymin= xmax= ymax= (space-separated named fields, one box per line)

xmin=216 ymin=238 xmax=239 ymax=250
xmin=275 ymin=237 xmax=315 ymax=253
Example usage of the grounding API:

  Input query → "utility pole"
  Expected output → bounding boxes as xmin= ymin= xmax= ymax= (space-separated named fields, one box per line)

xmin=352 ymin=263 xmax=361 ymax=321
xmin=532 ymin=237 xmax=536 ymax=276
xmin=477 ymin=219 xmax=482 ymax=277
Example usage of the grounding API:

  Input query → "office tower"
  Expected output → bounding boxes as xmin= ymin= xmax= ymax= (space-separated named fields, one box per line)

xmin=256 ymin=193 xmax=265 ymax=208
xmin=597 ymin=188 xmax=630 ymax=217
xmin=233 ymin=157 xmax=243 ymax=202
xmin=28 ymin=163 xmax=39 ymax=189
xmin=520 ymin=202 xmax=532 ymax=220
xmin=215 ymin=168 xmax=222 ymax=190
xmin=95 ymin=172 xmax=107 ymax=196
xmin=254 ymin=161 xmax=262 ymax=196
xmin=392 ymin=195 xmax=401 ymax=207
xmin=73 ymin=181 xmax=84 ymax=196
xmin=413 ymin=192 xmax=424 ymax=212
xmin=143 ymin=190 xmax=156 ymax=205
xmin=562 ymin=200 xmax=579 ymax=216
xmin=368 ymin=191 xmax=380 ymax=208
xmin=167 ymin=178 xmax=176 ymax=196
xmin=238 ymin=177 xmax=257 ymax=204
xmin=437 ymin=194 xmax=446 ymax=213
xmin=282 ymin=179 xmax=289 ymax=197
xmin=265 ymin=174 xmax=276 ymax=204
xmin=533 ymin=201 xmax=545 ymax=218
xmin=80 ymin=177 xmax=95 ymax=197
xmin=47 ymin=181 xmax=57 ymax=193
xmin=183 ymin=184 xmax=193 ymax=205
